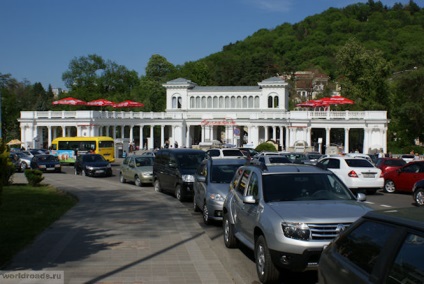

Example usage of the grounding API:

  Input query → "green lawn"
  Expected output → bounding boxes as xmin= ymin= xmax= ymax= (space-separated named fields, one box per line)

xmin=0 ymin=184 xmax=77 ymax=268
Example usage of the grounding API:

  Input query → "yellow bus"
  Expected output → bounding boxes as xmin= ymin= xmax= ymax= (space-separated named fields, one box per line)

xmin=50 ymin=136 xmax=115 ymax=163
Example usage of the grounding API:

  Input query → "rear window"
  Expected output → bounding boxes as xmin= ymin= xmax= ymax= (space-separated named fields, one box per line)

xmin=223 ymin=150 xmax=243 ymax=157
xmin=345 ymin=159 xmax=374 ymax=168
xmin=268 ymin=157 xmax=291 ymax=163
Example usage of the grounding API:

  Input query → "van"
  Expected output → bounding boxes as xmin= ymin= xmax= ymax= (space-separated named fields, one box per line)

xmin=153 ymin=148 xmax=206 ymax=201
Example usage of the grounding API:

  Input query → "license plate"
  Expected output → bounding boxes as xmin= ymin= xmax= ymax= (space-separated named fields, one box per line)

xmin=46 ymin=168 xmax=55 ymax=171
xmin=363 ymin=173 xmax=374 ymax=178
xmin=96 ymin=170 xmax=104 ymax=173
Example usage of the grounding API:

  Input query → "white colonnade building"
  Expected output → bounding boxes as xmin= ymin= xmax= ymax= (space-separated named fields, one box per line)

xmin=19 ymin=77 xmax=389 ymax=154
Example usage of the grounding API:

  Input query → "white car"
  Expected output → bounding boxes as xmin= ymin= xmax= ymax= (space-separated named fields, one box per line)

xmin=316 ymin=156 xmax=383 ymax=194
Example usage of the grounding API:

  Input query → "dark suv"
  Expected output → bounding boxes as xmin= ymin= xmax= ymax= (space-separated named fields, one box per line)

xmin=319 ymin=207 xmax=424 ymax=284
xmin=223 ymin=163 xmax=372 ymax=283
xmin=153 ymin=148 xmax=206 ymax=201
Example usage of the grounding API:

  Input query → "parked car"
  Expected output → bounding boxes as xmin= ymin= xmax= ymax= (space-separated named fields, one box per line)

xmin=345 ymin=153 xmax=374 ymax=164
xmin=74 ymin=154 xmax=112 ymax=177
xmin=316 ymin=156 xmax=384 ymax=194
xmin=153 ymin=148 xmax=206 ymax=201
xmin=375 ymin=157 xmax=406 ymax=174
xmin=30 ymin=154 xmax=61 ymax=173
xmin=223 ymin=163 xmax=372 ymax=283
xmin=318 ymin=207 xmax=424 ymax=284
xmin=119 ymin=155 xmax=154 ymax=186
xmin=141 ymin=151 xmax=156 ymax=157
xmin=412 ymin=179 xmax=424 ymax=206
xmin=383 ymin=160 xmax=424 ymax=193
xmin=193 ymin=157 xmax=247 ymax=224
xmin=14 ymin=151 xmax=33 ymax=171
xmin=252 ymin=154 xmax=292 ymax=165
xmin=283 ymin=152 xmax=323 ymax=165
xmin=205 ymin=148 xmax=244 ymax=159
xmin=238 ymin=148 xmax=259 ymax=160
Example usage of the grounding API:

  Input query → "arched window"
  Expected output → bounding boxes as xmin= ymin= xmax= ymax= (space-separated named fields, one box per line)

xmin=172 ymin=97 xmax=177 ymax=108
xmin=196 ymin=97 xmax=201 ymax=108
xmin=249 ymin=96 xmax=253 ymax=108
xmin=207 ymin=96 xmax=212 ymax=108
xmin=213 ymin=97 xmax=218 ymax=108
xmin=219 ymin=96 xmax=224 ymax=108
xmin=201 ymin=97 xmax=206 ymax=108
xmin=243 ymin=96 xmax=248 ymax=108
xmin=236 ymin=96 xmax=242 ymax=108
xmin=225 ymin=96 xmax=230 ymax=108
xmin=274 ymin=96 xmax=279 ymax=108
xmin=190 ymin=97 xmax=195 ymax=108
xmin=231 ymin=96 xmax=236 ymax=108
xmin=268 ymin=96 xmax=273 ymax=108
xmin=178 ymin=97 xmax=182 ymax=108
xmin=254 ymin=96 xmax=260 ymax=108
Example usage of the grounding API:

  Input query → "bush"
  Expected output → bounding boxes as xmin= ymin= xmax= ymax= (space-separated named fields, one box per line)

xmin=24 ymin=169 xmax=44 ymax=186
xmin=255 ymin=142 xmax=278 ymax=152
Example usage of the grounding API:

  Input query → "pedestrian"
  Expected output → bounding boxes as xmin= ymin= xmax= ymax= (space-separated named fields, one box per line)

xmin=174 ymin=141 xmax=178 ymax=148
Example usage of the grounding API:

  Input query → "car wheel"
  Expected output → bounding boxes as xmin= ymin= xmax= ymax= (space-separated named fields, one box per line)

xmin=193 ymin=196 xmax=200 ymax=212
xmin=255 ymin=235 xmax=280 ymax=284
xmin=384 ymin=180 xmax=396 ymax=193
xmin=223 ymin=213 xmax=237 ymax=248
xmin=135 ymin=175 xmax=142 ymax=187
xmin=154 ymin=180 xmax=162 ymax=192
xmin=119 ymin=173 xmax=126 ymax=183
xmin=202 ymin=203 xmax=210 ymax=225
xmin=414 ymin=188 xmax=424 ymax=206
xmin=175 ymin=184 xmax=183 ymax=201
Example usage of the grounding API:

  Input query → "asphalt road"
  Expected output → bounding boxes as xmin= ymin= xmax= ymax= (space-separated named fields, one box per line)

xmin=56 ymin=164 xmax=416 ymax=284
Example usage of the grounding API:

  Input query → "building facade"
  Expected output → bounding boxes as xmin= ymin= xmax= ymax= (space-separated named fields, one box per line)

xmin=19 ymin=77 xmax=388 ymax=154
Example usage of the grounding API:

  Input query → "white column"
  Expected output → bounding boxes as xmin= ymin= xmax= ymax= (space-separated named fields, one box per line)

xmin=344 ymin=128 xmax=350 ymax=153
xmin=186 ymin=124 xmax=191 ymax=147
xmin=285 ymin=127 xmax=290 ymax=150
xmin=265 ymin=126 xmax=269 ymax=141
xmin=47 ymin=126 xmax=52 ymax=148
xmin=121 ymin=125 xmax=125 ymax=139
xmin=62 ymin=126 xmax=66 ymax=137
xmin=279 ymin=126 xmax=284 ymax=150
xmin=130 ymin=126 xmax=134 ymax=143
xmin=150 ymin=126 xmax=154 ymax=149
xmin=272 ymin=126 xmax=276 ymax=141
xmin=326 ymin=128 xmax=331 ymax=151
xmin=160 ymin=125 xmax=165 ymax=147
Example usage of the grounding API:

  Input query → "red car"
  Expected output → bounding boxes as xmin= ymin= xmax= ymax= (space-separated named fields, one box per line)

xmin=375 ymin=157 xmax=406 ymax=174
xmin=383 ymin=161 xmax=424 ymax=193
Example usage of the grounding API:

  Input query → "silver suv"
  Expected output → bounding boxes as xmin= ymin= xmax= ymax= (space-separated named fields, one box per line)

xmin=222 ymin=164 xmax=372 ymax=283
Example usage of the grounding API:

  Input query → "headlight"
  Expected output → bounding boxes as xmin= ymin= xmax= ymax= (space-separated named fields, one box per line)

xmin=87 ymin=166 xmax=94 ymax=170
xmin=209 ymin=193 xmax=225 ymax=202
xmin=282 ymin=223 xmax=311 ymax=240
xmin=182 ymin=175 xmax=195 ymax=182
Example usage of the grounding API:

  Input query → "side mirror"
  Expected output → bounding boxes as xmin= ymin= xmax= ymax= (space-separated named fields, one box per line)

xmin=196 ymin=175 xmax=206 ymax=183
xmin=243 ymin=195 xmax=257 ymax=204
xmin=356 ymin=193 xmax=366 ymax=202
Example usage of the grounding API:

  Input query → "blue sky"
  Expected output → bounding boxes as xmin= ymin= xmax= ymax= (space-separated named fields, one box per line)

xmin=0 ymin=0 xmax=408 ymax=89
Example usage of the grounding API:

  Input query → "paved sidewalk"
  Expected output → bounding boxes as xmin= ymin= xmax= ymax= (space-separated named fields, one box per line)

xmin=6 ymin=172 xmax=235 ymax=283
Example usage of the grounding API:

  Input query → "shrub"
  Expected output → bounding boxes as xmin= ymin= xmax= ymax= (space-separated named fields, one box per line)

xmin=255 ymin=142 xmax=278 ymax=152
xmin=24 ymin=169 xmax=44 ymax=186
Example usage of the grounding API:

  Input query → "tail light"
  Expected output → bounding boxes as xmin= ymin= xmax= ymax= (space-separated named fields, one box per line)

xmin=348 ymin=170 xmax=358 ymax=178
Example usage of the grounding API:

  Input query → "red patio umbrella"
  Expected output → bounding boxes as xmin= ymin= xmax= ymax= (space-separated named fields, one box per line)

xmin=86 ymin=98 xmax=116 ymax=107
xmin=113 ymin=100 xmax=144 ymax=108
xmin=52 ymin=97 xmax=87 ymax=106
xmin=320 ymin=96 xmax=354 ymax=105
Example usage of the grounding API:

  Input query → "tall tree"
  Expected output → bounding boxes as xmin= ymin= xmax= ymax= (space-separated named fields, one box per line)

xmin=335 ymin=38 xmax=392 ymax=110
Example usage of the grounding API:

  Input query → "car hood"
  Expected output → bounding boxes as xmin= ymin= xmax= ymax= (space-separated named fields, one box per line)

xmin=268 ymin=200 xmax=372 ymax=223
xmin=207 ymin=182 xmax=231 ymax=196
xmin=84 ymin=161 xmax=110 ymax=167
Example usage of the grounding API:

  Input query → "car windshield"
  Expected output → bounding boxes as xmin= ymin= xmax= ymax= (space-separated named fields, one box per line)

xmin=176 ymin=153 xmax=205 ymax=169
xmin=262 ymin=173 xmax=354 ymax=202
xmin=134 ymin=157 xmax=154 ymax=167
xmin=211 ymin=164 xmax=242 ymax=183
xmin=82 ymin=155 xmax=104 ymax=162
xmin=345 ymin=159 xmax=374 ymax=168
